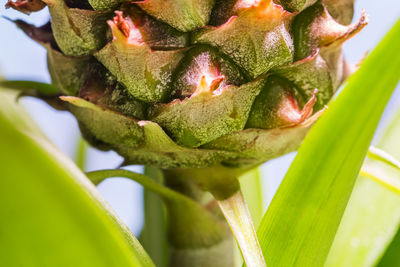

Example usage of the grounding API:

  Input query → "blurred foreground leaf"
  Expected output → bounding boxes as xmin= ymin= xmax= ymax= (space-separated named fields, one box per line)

xmin=377 ymin=222 xmax=400 ymax=267
xmin=367 ymin=146 xmax=400 ymax=170
xmin=375 ymin=108 xmax=400 ymax=267
xmin=256 ymin=19 xmax=400 ymax=267
xmin=327 ymin=107 xmax=400 ymax=267
xmin=0 ymin=89 xmax=154 ymax=267
xmin=0 ymin=80 xmax=58 ymax=95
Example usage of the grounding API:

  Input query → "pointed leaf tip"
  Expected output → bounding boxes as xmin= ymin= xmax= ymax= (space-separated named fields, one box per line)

xmin=5 ymin=0 xmax=46 ymax=14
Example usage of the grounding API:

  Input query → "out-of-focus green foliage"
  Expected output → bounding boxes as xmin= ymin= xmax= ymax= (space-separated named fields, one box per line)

xmin=328 ymin=108 xmax=400 ymax=267
xmin=0 ymin=89 xmax=154 ymax=267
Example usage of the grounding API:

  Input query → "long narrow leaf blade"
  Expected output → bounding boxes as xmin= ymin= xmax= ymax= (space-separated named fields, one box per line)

xmin=375 ymin=108 xmax=400 ymax=267
xmin=328 ymin=107 xmax=400 ymax=267
xmin=325 ymin=163 xmax=400 ymax=267
xmin=0 ymin=90 xmax=154 ymax=267
xmin=257 ymin=19 xmax=400 ymax=267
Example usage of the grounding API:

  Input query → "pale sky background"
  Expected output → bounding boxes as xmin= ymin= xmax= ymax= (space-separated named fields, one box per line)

xmin=0 ymin=1 xmax=399 ymax=236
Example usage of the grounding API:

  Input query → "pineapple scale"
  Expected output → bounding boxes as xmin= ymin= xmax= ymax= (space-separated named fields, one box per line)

xmin=6 ymin=0 xmax=366 ymax=169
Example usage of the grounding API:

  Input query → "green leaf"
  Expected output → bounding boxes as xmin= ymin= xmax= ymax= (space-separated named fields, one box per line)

xmin=74 ymin=136 xmax=88 ymax=170
xmin=256 ymin=19 xmax=400 ymax=267
xmin=325 ymin=106 xmax=400 ymax=267
xmin=375 ymin=108 xmax=400 ymax=267
xmin=0 ymin=89 xmax=154 ymax=267
xmin=377 ymin=222 xmax=400 ymax=267
xmin=0 ymin=80 xmax=59 ymax=95
xmin=218 ymin=190 xmax=266 ymax=267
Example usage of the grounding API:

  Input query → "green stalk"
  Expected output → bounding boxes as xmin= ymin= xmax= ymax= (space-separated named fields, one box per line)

xmin=240 ymin=167 xmax=264 ymax=228
xmin=235 ymin=167 xmax=264 ymax=267
xmin=88 ymin=168 xmax=233 ymax=267
xmin=164 ymin=166 xmax=266 ymax=267
xmin=139 ymin=166 xmax=169 ymax=267
xmin=74 ymin=136 xmax=88 ymax=170
xmin=162 ymin=169 xmax=234 ymax=267
xmin=89 ymin=167 xmax=265 ymax=266
xmin=0 ymin=80 xmax=59 ymax=95
xmin=218 ymin=190 xmax=267 ymax=267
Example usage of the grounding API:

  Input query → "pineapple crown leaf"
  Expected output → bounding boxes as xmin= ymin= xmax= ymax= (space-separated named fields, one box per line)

xmin=61 ymin=96 xmax=145 ymax=147
xmin=275 ymin=0 xmax=317 ymax=12
xmin=323 ymin=0 xmax=355 ymax=25
xmin=203 ymin=107 xmax=325 ymax=167
xmin=5 ymin=0 xmax=46 ymax=14
xmin=150 ymin=77 xmax=266 ymax=148
xmin=95 ymin=21 xmax=187 ymax=102
xmin=292 ymin=4 xmax=368 ymax=60
xmin=133 ymin=0 xmax=215 ymax=32
xmin=194 ymin=1 xmax=294 ymax=79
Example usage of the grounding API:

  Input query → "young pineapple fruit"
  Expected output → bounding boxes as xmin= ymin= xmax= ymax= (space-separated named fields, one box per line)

xmin=6 ymin=0 xmax=366 ymax=170
xmin=6 ymin=1 xmax=368 ymax=266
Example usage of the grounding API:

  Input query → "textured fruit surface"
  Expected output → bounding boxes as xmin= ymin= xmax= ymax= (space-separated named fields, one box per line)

xmin=6 ymin=0 xmax=367 ymax=169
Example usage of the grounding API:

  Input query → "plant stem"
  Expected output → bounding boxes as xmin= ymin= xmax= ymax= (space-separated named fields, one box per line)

xmin=239 ymin=168 xmax=264 ymax=228
xmin=139 ymin=166 xmax=169 ymax=267
xmin=164 ymin=166 xmax=267 ymax=266
xmin=88 ymin=168 xmax=234 ymax=266
xmin=217 ymin=190 xmax=267 ymax=267
xmin=163 ymin=169 xmax=234 ymax=267
xmin=74 ymin=136 xmax=87 ymax=170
